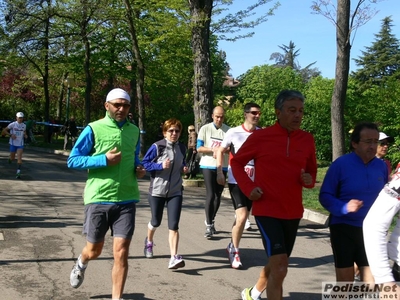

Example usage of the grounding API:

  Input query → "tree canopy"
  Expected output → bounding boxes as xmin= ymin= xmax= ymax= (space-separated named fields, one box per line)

xmin=269 ymin=40 xmax=321 ymax=82
xmin=352 ymin=16 xmax=400 ymax=91
xmin=0 ymin=1 xmax=399 ymax=163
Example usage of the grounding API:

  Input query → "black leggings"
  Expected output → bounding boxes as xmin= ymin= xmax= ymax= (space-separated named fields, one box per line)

xmin=148 ymin=195 xmax=183 ymax=231
xmin=202 ymin=168 xmax=225 ymax=225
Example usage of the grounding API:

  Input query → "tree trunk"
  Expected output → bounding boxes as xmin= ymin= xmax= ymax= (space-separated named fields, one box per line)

xmin=331 ymin=0 xmax=351 ymax=161
xmin=189 ymin=0 xmax=214 ymax=131
xmin=57 ymin=72 xmax=67 ymax=120
xmin=56 ymin=82 xmax=64 ymax=120
xmin=83 ymin=33 xmax=92 ymax=126
xmin=43 ymin=6 xmax=50 ymax=143
xmin=124 ymin=0 xmax=146 ymax=156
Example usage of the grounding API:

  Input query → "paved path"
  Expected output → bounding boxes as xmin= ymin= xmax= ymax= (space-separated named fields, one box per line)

xmin=0 ymin=144 xmax=335 ymax=300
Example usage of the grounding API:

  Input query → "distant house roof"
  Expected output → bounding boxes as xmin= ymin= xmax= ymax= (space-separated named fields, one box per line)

xmin=222 ymin=76 xmax=240 ymax=88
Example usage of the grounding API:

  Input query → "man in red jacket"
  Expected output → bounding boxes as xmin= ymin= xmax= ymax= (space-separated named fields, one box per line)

xmin=232 ymin=90 xmax=317 ymax=300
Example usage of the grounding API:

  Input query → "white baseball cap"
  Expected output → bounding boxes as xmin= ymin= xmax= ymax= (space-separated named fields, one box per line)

xmin=16 ymin=112 xmax=24 ymax=118
xmin=379 ymin=132 xmax=394 ymax=143
xmin=106 ymin=88 xmax=130 ymax=102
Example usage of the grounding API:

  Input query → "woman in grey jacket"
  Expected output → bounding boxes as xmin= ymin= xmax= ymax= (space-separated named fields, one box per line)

xmin=142 ymin=118 xmax=189 ymax=269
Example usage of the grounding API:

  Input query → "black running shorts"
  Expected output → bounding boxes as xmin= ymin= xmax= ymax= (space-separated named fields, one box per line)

xmin=255 ymin=216 xmax=300 ymax=257
xmin=228 ymin=183 xmax=252 ymax=211
xmin=329 ymin=223 xmax=369 ymax=268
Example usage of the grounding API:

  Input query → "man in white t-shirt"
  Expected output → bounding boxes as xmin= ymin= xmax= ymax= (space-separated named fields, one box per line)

xmin=197 ymin=106 xmax=230 ymax=238
xmin=216 ymin=103 xmax=261 ymax=269
xmin=2 ymin=112 xmax=28 ymax=178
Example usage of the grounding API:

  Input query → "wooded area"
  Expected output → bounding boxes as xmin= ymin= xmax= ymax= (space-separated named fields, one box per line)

xmin=0 ymin=0 xmax=399 ymax=163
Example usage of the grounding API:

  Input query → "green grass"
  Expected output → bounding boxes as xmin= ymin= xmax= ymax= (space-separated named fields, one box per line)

xmin=303 ymin=189 xmax=327 ymax=214
xmin=303 ymin=166 xmax=329 ymax=215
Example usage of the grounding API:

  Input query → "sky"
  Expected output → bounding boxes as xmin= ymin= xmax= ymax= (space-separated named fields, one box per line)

xmin=218 ymin=0 xmax=400 ymax=79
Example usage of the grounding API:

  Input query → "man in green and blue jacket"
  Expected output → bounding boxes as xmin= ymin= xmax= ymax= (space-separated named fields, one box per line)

xmin=67 ymin=88 xmax=146 ymax=300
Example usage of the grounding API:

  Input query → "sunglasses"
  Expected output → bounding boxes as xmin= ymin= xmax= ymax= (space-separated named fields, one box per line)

xmin=189 ymin=129 xmax=195 ymax=132
xmin=167 ymin=129 xmax=180 ymax=134
xmin=379 ymin=142 xmax=389 ymax=146
xmin=246 ymin=111 xmax=262 ymax=116
xmin=108 ymin=102 xmax=131 ymax=109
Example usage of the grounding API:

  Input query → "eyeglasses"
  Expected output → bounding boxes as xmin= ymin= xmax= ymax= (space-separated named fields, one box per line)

xmin=246 ymin=111 xmax=262 ymax=116
xmin=167 ymin=129 xmax=180 ymax=133
xmin=189 ymin=129 xmax=195 ymax=132
xmin=379 ymin=142 xmax=389 ymax=146
xmin=108 ymin=102 xmax=131 ymax=109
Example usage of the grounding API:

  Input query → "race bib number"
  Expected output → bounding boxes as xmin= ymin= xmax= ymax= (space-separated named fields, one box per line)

xmin=210 ymin=137 xmax=222 ymax=149
xmin=245 ymin=165 xmax=255 ymax=181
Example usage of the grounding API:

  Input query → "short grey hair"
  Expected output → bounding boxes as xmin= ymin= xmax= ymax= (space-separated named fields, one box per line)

xmin=275 ymin=90 xmax=305 ymax=110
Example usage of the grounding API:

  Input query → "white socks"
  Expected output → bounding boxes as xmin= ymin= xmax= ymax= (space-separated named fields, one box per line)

xmin=148 ymin=222 xmax=156 ymax=231
xmin=251 ymin=286 xmax=262 ymax=300
xmin=77 ymin=255 xmax=88 ymax=269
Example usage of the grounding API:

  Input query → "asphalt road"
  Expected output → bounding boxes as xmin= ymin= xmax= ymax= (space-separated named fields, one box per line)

xmin=0 ymin=143 xmax=335 ymax=300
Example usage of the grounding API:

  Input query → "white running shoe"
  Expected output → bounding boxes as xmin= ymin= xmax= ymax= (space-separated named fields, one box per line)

xmin=168 ymin=255 xmax=185 ymax=269
xmin=245 ymin=218 xmax=252 ymax=231
xmin=204 ymin=220 xmax=217 ymax=234
xmin=144 ymin=237 xmax=154 ymax=258
xmin=232 ymin=252 xmax=242 ymax=269
xmin=226 ymin=242 xmax=242 ymax=269
xmin=70 ymin=255 xmax=86 ymax=288
xmin=211 ymin=222 xmax=217 ymax=234
xmin=204 ymin=225 xmax=213 ymax=239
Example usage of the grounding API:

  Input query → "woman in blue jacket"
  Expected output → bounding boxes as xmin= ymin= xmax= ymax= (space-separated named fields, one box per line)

xmin=142 ymin=118 xmax=189 ymax=269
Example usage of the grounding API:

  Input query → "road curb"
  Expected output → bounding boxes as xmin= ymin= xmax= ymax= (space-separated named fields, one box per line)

xmin=303 ymin=208 xmax=329 ymax=226
xmin=182 ymin=179 xmax=206 ymax=188
xmin=223 ymin=185 xmax=328 ymax=226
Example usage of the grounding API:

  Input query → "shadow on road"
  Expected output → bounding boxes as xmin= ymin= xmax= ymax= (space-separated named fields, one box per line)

xmin=0 ymin=215 xmax=80 ymax=228
xmin=91 ymin=293 xmax=155 ymax=300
